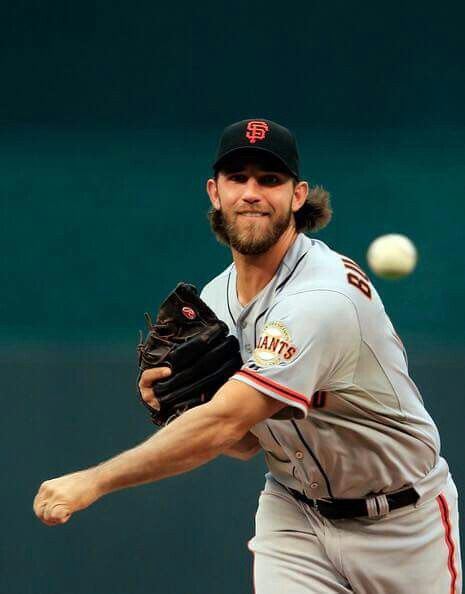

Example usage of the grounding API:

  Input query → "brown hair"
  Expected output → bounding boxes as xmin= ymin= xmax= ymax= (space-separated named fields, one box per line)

xmin=293 ymin=185 xmax=332 ymax=232
xmin=207 ymin=184 xmax=333 ymax=246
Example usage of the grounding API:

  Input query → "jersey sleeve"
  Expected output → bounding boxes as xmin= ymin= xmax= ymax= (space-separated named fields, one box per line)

xmin=200 ymin=267 xmax=233 ymax=322
xmin=231 ymin=290 xmax=361 ymax=418
xmin=200 ymin=284 xmax=222 ymax=319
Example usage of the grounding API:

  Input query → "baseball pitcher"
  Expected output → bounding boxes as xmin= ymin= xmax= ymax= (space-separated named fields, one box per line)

xmin=33 ymin=119 xmax=462 ymax=594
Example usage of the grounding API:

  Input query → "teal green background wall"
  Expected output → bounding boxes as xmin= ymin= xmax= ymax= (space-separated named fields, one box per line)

xmin=1 ymin=2 xmax=464 ymax=593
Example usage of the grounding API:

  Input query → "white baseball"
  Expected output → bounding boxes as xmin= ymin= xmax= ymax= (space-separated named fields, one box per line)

xmin=367 ymin=234 xmax=417 ymax=279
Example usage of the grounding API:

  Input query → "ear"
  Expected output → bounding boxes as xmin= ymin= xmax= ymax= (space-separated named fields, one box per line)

xmin=206 ymin=178 xmax=221 ymax=210
xmin=292 ymin=181 xmax=309 ymax=213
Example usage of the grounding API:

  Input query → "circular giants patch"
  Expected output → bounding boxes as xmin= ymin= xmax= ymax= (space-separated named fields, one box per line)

xmin=252 ymin=321 xmax=298 ymax=367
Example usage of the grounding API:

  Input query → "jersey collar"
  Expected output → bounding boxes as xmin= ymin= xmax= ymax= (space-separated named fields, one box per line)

xmin=228 ymin=233 xmax=313 ymax=322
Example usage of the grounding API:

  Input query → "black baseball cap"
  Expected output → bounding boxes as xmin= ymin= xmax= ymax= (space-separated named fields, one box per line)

xmin=213 ymin=118 xmax=300 ymax=179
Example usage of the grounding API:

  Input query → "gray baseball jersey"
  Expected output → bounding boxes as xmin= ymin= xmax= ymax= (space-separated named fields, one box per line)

xmin=201 ymin=233 xmax=461 ymax=593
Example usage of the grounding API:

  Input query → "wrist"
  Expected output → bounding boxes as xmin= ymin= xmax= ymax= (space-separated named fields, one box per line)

xmin=89 ymin=465 xmax=112 ymax=498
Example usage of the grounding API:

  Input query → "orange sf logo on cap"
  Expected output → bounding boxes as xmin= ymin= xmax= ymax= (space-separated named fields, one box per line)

xmin=245 ymin=120 xmax=270 ymax=144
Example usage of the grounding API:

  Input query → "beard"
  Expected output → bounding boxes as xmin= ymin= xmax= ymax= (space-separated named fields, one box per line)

xmin=209 ymin=204 xmax=293 ymax=255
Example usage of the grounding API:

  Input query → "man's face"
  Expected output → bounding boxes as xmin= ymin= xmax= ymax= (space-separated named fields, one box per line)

xmin=210 ymin=158 xmax=296 ymax=255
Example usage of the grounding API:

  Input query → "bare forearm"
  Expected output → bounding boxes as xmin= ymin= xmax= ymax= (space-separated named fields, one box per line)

xmin=33 ymin=381 xmax=286 ymax=526
xmin=94 ymin=404 xmax=243 ymax=496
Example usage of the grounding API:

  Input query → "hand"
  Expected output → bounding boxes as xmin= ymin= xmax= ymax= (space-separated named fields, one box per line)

xmin=33 ymin=469 xmax=102 ymax=526
xmin=138 ymin=367 xmax=172 ymax=410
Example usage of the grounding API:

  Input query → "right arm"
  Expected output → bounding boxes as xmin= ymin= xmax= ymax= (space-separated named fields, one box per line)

xmin=33 ymin=374 xmax=283 ymax=525
xmin=140 ymin=366 xmax=262 ymax=461
xmin=222 ymin=431 xmax=261 ymax=460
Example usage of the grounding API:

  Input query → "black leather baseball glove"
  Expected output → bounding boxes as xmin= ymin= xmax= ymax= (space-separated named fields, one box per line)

xmin=137 ymin=283 xmax=242 ymax=426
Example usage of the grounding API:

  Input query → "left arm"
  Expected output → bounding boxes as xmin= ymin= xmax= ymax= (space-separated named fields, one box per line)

xmin=33 ymin=380 xmax=283 ymax=525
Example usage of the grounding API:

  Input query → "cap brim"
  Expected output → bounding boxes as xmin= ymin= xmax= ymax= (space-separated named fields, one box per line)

xmin=213 ymin=147 xmax=298 ymax=178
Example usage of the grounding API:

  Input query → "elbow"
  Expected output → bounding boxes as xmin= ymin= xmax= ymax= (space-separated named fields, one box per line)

xmin=222 ymin=443 xmax=261 ymax=461
xmin=235 ymin=444 xmax=262 ymax=461
xmin=197 ymin=395 xmax=265 ymax=458
xmin=219 ymin=424 xmax=249 ymax=451
xmin=201 ymin=404 xmax=250 ymax=452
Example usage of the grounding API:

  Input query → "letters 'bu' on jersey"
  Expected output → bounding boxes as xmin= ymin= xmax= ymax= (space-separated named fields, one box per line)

xmin=200 ymin=234 xmax=449 ymax=500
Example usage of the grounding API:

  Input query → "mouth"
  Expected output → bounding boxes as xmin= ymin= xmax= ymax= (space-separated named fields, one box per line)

xmin=236 ymin=212 xmax=269 ymax=218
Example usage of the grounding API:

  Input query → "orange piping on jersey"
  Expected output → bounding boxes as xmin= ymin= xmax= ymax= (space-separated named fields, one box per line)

xmin=437 ymin=492 xmax=458 ymax=594
xmin=235 ymin=369 xmax=310 ymax=408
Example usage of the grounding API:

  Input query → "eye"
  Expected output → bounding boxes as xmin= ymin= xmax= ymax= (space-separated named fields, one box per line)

xmin=228 ymin=173 xmax=248 ymax=183
xmin=260 ymin=174 xmax=282 ymax=186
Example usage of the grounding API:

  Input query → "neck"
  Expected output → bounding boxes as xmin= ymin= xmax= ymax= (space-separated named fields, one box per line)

xmin=232 ymin=227 xmax=299 ymax=306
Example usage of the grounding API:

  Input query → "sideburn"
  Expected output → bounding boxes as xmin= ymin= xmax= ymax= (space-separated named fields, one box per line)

xmin=207 ymin=207 xmax=231 ymax=246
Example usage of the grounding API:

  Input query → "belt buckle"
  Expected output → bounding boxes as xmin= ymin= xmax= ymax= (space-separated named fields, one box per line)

xmin=311 ymin=498 xmax=319 ymax=512
xmin=366 ymin=494 xmax=390 ymax=518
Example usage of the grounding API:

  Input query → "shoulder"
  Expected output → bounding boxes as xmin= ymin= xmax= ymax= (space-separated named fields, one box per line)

xmin=271 ymin=289 xmax=360 ymax=333
xmin=256 ymin=291 xmax=361 ymax=374
xmin=278 ymin=237 xmax=348 ymax=294
xmin=279 ymin=237 xmax=381 ymax=317
xmin=200 ymin=264 xmax=233 ymax=306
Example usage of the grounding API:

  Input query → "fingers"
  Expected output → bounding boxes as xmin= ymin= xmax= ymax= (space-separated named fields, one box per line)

xmin=139 ymin=366 xmax=172 ymax=384
xmin=43 ymin=504 xmax=71 ymax=525
xmin=33 ymin=470 xmax=101 ymax=527
xmin=138 ymin=367 xmax=172 ymax=409
xmin=33 ymin=482 xmax=72 ymax=526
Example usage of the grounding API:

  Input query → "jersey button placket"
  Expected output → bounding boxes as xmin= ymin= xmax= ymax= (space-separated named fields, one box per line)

xmin=236 ymin=315 xmax=248 ymax=353
xmin=238 ymin=318 xmax=253 ymax=354
xmin=294 ymin=451 xmax=321 ymax=495
xmin=294 ymin=451 xmax=309 ymax=484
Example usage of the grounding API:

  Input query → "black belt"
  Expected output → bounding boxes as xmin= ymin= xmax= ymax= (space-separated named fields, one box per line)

xmin=287 ymin=486 xmax=419 ymax=520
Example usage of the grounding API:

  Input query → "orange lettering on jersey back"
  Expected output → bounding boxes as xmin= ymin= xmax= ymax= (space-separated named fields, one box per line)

xmin=341 ymin=257 xmax=369 ymax=282
xmin=347 ymin=272 xmax=372 ymax=298
xmin=341 ymin=257 xmax=372 ymax=299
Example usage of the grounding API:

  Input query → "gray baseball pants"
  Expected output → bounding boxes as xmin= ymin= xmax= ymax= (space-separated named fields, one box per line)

xmin=249 ymin=474 xmax=462 ymax=593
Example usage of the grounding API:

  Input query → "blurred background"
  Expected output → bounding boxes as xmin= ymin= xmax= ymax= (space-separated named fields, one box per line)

xmin=1 ymin=1 xmax=464 ymax=593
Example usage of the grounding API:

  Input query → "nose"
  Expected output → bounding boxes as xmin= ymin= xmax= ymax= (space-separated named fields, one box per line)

xmin=241 ymin=177 xmax=262 ymax=203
